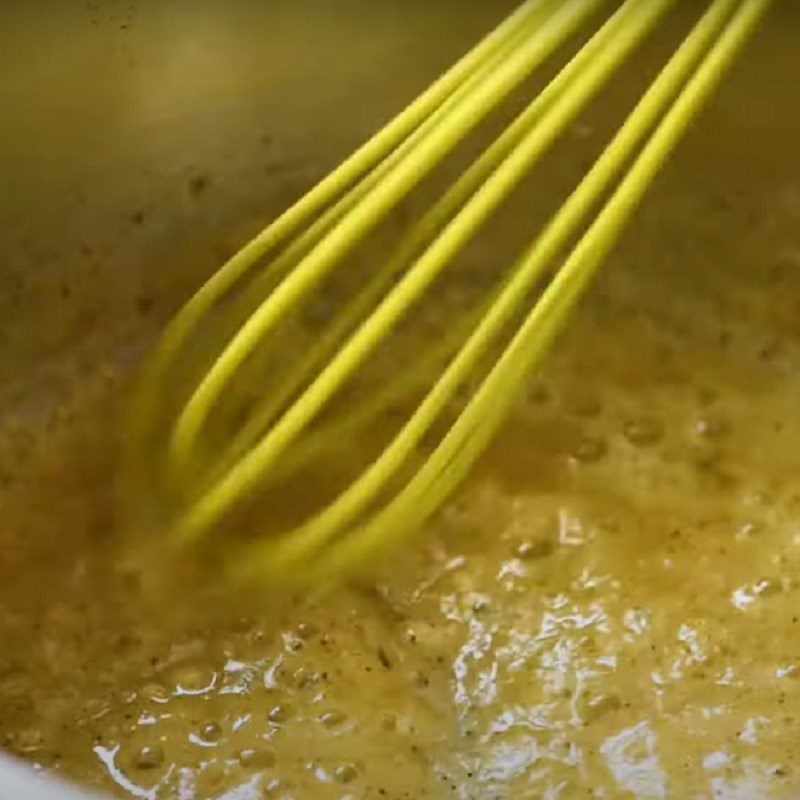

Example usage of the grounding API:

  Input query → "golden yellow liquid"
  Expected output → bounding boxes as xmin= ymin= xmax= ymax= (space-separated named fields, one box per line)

xmin=2 ymin=3 xmax=800 ymax=799
xmin=5 ymin=234 xmax=800 ymax=799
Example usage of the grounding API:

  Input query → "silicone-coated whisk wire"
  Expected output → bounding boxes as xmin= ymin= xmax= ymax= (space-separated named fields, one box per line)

xmin=129 ymin=0 xmax=772 ymax=588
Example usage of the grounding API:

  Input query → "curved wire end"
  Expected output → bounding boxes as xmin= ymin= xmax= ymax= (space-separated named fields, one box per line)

xmin=133 ymin=0 xmax=772 ymax=591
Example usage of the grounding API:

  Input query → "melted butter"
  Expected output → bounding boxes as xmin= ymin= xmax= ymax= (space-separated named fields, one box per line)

xmin=2 ymin=5 xmax=800 ymax=798
xmin=4 ymin=240 xmax=800 ymax=799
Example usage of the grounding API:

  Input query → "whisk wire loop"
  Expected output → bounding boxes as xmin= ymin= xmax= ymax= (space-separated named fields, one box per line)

xmin=215 ymin=0 xmax=656 ymax=480
xmin=190 ymin=0 xmax=674 ymax=560
xmin=300 ymin=0 xmax=773 ymax=585
xmin=129 ymin=0 xmax=773 ymax=586
xmin=235 ymin=0 xmax=760 ymax=581
xmin=167 ymin=0 xmax=608 ymax=476
xmin=172 ymin=0 xmax=666 ymax=544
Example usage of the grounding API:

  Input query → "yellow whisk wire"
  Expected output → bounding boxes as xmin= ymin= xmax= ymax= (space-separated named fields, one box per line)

xmin=167 ymin=0 xmax=606 ymax=479
xmin=128 ymin=0 xmax=772 ymax=588
xmin=213 ymin=0 xmax=645 ymax=483
xmin=294 ymin=0 xmax=773 ymax=586
xmin=172 ymin=0 xmax=664 ymax=546
xmin=222 ymin=0 xmax=677 ymax=569
xmin=126 ymin=0 xmax=552 ymax=474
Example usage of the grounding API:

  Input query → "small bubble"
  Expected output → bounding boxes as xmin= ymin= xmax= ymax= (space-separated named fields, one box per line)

xmin=577 ymin=692 xmax=622 ymax=724
xmin=771 ymin=765 xmax=789 ymax=778
xmin=377 ymin=647 xmax=393 ymax=670
xmin=200 ymin=721 xmax=222 ymax=742
xmin=134 ymin=745 xmax=164 ymax=770
xmin=623 ymin=417 xmax=664 ymax=446
xmin=757 ymin=577 xmax=782 ymax=598
xmin=249 ymin=628 xmax=267 ymax=645
xmin=268 ymin=704 xmax=291 ymax=723
xmin=334 ymin=763 xmax=360 ymax=784
xmin=515 ymin=537 xmax=555 ymax=560
xmin=319 ymin=709 xmax=348 ymax=728
xmin=735 ymin=520 xmax=760 ymax=541
xmin=283 ymin=633 xmax=304 ymax=652
xmin=238 ymin=747 xmax=276 ymax=768
xmin=296 ymin=622 xmax=318 ymax=640
xmin=171 ymin=664 xmax=216 ymax=695
xmin=693 ymin=416 xmax=728 ymax=439
xmin=140 ymin=683 xmax=170 ymax=704
xmin=471 ymin=597 xmax=490 ymax=614
xmin=293 ymin=667 xmax=321 ymax=689
xmin=260 ymin=776 xmax=289 ymax=796
xmin=570 ymin=436 xmax=607 ymax=463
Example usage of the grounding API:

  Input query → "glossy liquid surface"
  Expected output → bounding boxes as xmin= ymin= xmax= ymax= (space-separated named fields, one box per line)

xmin=1 ymin=3 xmax=800 ymax=799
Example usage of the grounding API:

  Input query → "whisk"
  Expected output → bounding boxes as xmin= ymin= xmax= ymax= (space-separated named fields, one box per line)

xmin=129 ymin=0 xmax=771 ymax=587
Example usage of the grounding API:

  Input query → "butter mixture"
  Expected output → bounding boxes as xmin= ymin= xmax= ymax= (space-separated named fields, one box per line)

xmin=4 ymin=194 xmax=800 ymax=798
xmin=1 ymin=3 xmax=800 ymax=798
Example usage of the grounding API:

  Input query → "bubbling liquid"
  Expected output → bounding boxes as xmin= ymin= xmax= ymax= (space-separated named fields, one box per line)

xmin=2 ymin=3 xmax=800 ymax=798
